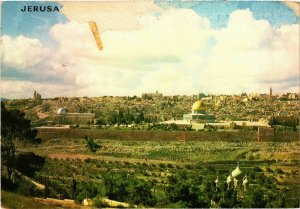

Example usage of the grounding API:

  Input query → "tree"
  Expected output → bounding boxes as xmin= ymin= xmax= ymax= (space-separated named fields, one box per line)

xmin=268 ymin=116 xmax=276 ymax=127
xmin=1 ymin=103 xmax=37 ymax=180
xmin=96 ymin=118 xmax=106 ymax=126
xmin=167 ymin=171 xmax=210 ymax=208
xmin=15 ymin=152 xmax=45 ymax=177
xmin=107 ymin=111 xmax=118 ymax=125
xmin=72 ymin=175 xmax=77 ymax=200
xmin=134 ymin=111 xmax=144 ymax=124
xmin=242 ymin=187 xmax=267 ymax=208
xmin=103 ymin=171 xmax=154 ymax=206
xmin=41 ymin=102 xmax=51 ymax=112
xmin=75 ymin=181 xmax=105 ymax=203
xmin=84 ymin=136 xmax=101 ymax=152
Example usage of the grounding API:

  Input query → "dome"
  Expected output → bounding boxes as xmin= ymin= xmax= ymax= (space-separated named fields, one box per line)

xmin=192 ymin=101 xmax=206 ymax=111
xmin=227 ymin=175 xmax=232 ymax=184
xmin=243 ymin=176 xmax=248 ymax=185
xmin=231 ymin=165 xmax=242 ymax=178
xmin=57 ymin=108 xmax=67 ymax=115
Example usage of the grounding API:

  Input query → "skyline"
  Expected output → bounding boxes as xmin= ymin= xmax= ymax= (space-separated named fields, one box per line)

xmin=1 ymin=87 xmax=299 ymax=100
xmin=1 ymin=1 xmax=299 ymax=99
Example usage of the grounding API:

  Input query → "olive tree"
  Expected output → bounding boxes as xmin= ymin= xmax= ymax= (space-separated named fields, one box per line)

xmin=1 ymin=103 xmax=37 ymax=180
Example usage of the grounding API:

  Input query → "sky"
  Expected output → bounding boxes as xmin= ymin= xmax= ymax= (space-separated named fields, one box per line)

xmin=1 ymin=1 xmax=299 ymax=98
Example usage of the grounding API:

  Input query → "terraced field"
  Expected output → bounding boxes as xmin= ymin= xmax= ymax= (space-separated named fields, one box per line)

xmin=19 ymin=138 xmax=300 ymax=162
xmin=13 ymin=138 xmax=300 ymax=207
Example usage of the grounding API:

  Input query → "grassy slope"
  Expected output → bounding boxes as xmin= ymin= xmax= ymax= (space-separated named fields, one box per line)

xmin=1 ymin=191 xmax=62 ymax=209
xmin=1 ymin=191 xmax=91 ymax=209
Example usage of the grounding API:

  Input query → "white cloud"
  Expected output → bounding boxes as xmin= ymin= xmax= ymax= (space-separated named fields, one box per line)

xmin=1 ymin=35 xmax=77 ymax=87
xmin=214 ymin=9 xmax=274 ymax=51
xmin=1 ymin=7 xmax=299 ymax=98
xmin=61 ymin=1 xmax=163 ymax=31
xmin=50 ymin=8 xmax=211 ymax=69
xmin=2 ymin=35 xmax=49 ymax=69
xmin=50 ymin=21 xmax=99 ymax=58
xmin=44 ymin=7 xmax=212 ymax=97
xmin=201 ymin=9 xmax=299 ymax=94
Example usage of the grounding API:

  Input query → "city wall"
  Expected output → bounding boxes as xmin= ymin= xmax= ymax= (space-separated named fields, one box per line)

xmin=36 ymin=128 xmax=299 ymax=142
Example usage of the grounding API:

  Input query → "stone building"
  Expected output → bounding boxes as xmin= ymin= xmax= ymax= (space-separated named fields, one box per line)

xmin=142 ymin=90 xmax=163 ymax=99
xmin=33 ymin=90 xmax=42 ymax=100
xmin=183 ymin=100 xmax=215 ymax=123
xmin=52 ymin=108 xmax=95 ymax=124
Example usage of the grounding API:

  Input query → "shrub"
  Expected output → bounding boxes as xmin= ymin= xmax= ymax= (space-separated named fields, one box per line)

xmin=84 ymin=158 xmax=92 ymax=163
xmin=185 ymin=164 xmax=193 ymax=169
xmin=75 ymin=181 xmax=105 ymax=203
xmin=103 ymin=171 xmax=155 ymax=206
xmin=253 ymin=166 xmax=263 ymax=172
xmin=291 ymin=169 xmax=298 ymax=175
xmin=275 ymin=168 xmax=285 ymax=174
xmin=167 ymin=163 xmax=174 ymax=169
xmin=266 ymin=167 xmax=273 ymax=172
xmin=15 ymin=152 xmax=45 ymax=177
xmin=15 ymin=179 xmax=42 ymax=197
xmin=1 ymin=177 xmax=17 ymax=191
xmin=85 ymin=136 xmax=101 ymax=153
xmin=167 ymin=170 xmax=210 ymax=208
xmin=159 ymin=163 xmax=166 ymax=168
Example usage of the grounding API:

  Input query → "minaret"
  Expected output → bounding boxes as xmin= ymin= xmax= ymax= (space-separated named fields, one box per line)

xmin=269 ymin=87 xmax=272 ymax=98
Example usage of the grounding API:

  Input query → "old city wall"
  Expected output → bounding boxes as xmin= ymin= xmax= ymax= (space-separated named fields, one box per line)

xmin=274 ymin=131 xmax=300 ymax=142
xmin=37 ymin=128 xmax=299 ymax=142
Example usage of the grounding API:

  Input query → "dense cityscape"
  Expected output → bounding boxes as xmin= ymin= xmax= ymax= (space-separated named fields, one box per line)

xmin=3 ymin=89 xmax=299 ymax=131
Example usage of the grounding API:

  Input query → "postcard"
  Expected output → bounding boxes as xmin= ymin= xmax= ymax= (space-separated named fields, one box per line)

xmin=1 ymin=1 xmax=299 ymax=208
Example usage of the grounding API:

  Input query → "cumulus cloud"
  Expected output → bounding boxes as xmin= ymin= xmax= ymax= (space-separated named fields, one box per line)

xmin=50 ymin=21 xmax=99 ymax=58
xmin=62 ymin=8 xmax=298 ymax=95
xmin=1 ymin=35 xmax=77 ymax=85
xmin=1 ymin=5 xmax=299 ymax=98
xmin=2 ymin=35 xmax=48 ymax=69
xmin=201 ymin=9 xmax=299 ymax=94
xmin=61 ymin=1 xmax=163 ymax=31
xmin=44 ymin=7 xmax=213 ymax=96
xmin=50 ymin=8 xmax=211 ymax=69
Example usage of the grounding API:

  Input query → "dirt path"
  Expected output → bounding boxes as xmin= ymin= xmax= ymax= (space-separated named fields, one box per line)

xmin=14 ymin=170 xmax=45 ymax=190
xmin=35 ymin=197 xmax=91 ymax=209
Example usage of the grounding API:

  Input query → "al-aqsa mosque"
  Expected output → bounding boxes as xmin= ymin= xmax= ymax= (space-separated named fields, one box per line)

xmin=183 ymin=100 xmax=215 ymax=123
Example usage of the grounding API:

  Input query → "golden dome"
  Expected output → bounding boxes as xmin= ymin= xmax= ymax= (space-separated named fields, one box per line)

xmin=192 ymin=101 xmax=206 ymax=111
xmin=231 ymin=165 xmax=242 ymax=178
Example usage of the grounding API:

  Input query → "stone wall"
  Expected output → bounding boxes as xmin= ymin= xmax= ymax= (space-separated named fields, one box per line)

xmin=37 ymin=128 xmax=297 ymax=142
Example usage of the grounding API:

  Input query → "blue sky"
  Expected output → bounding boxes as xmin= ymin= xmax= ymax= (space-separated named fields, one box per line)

xmin=1 ymin=1 xmax=67 ymax=44
xmin=2 ymin=1 xmax=298 ymax=43
xmin=1 ymin=1 xmax=299 ymax=98
xmin=157 ymin=1 xmax=299 ymax=28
